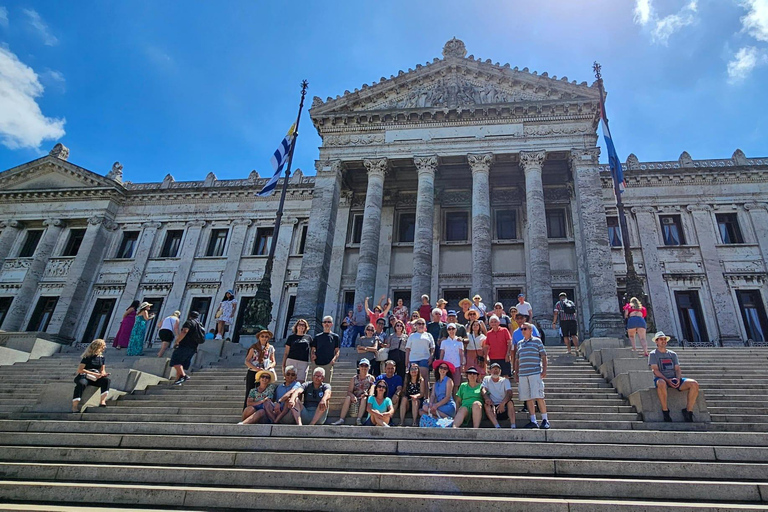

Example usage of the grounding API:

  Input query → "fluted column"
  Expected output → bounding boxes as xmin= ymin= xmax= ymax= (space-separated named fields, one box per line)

xmin=570 ymin=149 xmax=624 ymax=337
xmin=2 ymin=218 xmax=65 ymax=331
xmin=520 ymin=151 xmax=552 ymax=324
xmin=48 ymin=216 xmax=118 ymax=340
xmin=109 ymin=221 xmax=162 ymax=337
xmin=164 ymin=220 xmax=206 ymax=314
xmin=353 ymin=158 xmax=388 ymax=311
xmin=468 ymin=153 xmax=494 ymax=303
xmin=410 ymin=155 xmax=437 ymax=309
xmin=0 ymin=221 xmax=23 ymax=263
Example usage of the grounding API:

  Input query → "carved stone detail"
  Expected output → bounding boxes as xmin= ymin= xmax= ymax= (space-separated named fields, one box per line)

xmin=7 ymin=220 xmax=24 ymax=229
xmin=626 ymin=153 xmax=640 ymax=169
xmin=186 ymin=220 xmax=207 ymax=228
xmin=142 ymin=221 xmax=163 ymax=229
xmin=686 ymin=204 xmax=713 ymax=212
xmin=49 ymin=143 xmax=69 ymax=160
xmin=744 ymin=202 xmax=768 ymax=211
xmin=679 ymin=151 xmax=694 ymax=167
xmin=570 ymin=148 xmax=600 ymax=166
xmin=442 ymin=37 xmax=467 ymax=59
xmin=323 ymin=134 xmax=384 ymax=146
xmin=45 ymin=258 xmax=73 ymax=278
xmin=732 ymin=149 xmax=748 ymax=165
xmin=414 ymin=155 xmax=438 ymax=175
xmin=107 ymin=162 xmax=123 ymax=183
xmin=519 ymin=150 xmax=546 ymax=171
xmin=467 ymin=153 xmax=493 ymax=174
xmin=232 ymin=218 xmax=253 ymax=226
xmin=363 ymin=158 xmax=389 ymax=178
xmin=631 ymin=206 xmax=656 ymax=215
xmin=441 ymin=190 xmax=471 ymax=206
xmin=42 ymin=218 xmax=65 ymax=228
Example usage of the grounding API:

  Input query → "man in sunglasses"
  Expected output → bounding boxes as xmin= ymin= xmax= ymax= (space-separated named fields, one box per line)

xmin=265 ymin=364 xmax=302 ymax=424
xmin=514 ymin=322 xmax=550 ymax=429
xmin=311 ymin=316 xmax=340 ymax=382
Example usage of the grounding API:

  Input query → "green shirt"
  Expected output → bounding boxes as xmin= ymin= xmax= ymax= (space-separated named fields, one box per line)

xmin=456 ymin=382 xmax=483 ymax=407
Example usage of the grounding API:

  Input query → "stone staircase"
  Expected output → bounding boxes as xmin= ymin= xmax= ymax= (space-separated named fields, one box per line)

xmin=1 ymin=342 xmax=768 ymax=509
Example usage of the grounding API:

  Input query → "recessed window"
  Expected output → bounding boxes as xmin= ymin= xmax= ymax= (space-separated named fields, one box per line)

xmin=736 ymin=290 xmax=767 ymax=342
xmin=348 ymin=214 xmax=364 ymax=244
xmin=546 ymin=210 xmax=567 ymax=239
xmin=115 ymin=231 xmax=139 ymax=259
xmin=160 ymin=230 xmax=183 ymax=258
xmin=62 ymin=229 xmax=86 ymax=257
xmin=660 ymin=216 xmax=685 ymax=246
xmin=445 ymin=212 xmax=469 ymax=242
xmin=206 ymin=229 xmax=228 ymax=257
xmin=398 ymin=213 xmax=416 ymax=243
xmin=496 ymin=210 xmax=517 ymax=240
xmin=19 ymin=230 xmax=43 ymax=258
xmin=716 ymin=213 xmax=744 ymax=244
xmin=296 ymin=224 xmax=308 ymax=255
xmin=81 ymin=298 xmax=116 ymax=343
xmin=27 ymin=296 xmax=59 ymax=332
xmin=674 ymin=291 xmax=707 ymax=344
xmin=607 ymin=217 xmax=623 ymax=247
xmin=0 ymin=297 xmax=13 ymax=327
xmin=189 ymin=297 xmax=212 ymax=327
xmin=254 ymin=228 xmax=274 ymax=256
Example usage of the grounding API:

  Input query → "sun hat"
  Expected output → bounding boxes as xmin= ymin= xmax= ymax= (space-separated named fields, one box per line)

xmin=559 ymin=292 xmax=568 ymax=297
xmin=256 ymin=329 xmax=274 ymax=339
xmin=466 ymin=366 xmax=480 ymax=375
xmin=652 ymin=331 xmax=670 ymax=342
xmin=458 ymin=298 xmax=472 ymax=308
xmin=473 ymin=295 xmax=482 ymax=301
xmin=254 ymin=370 xmax=274 ymax=384
xmin=489 ymin=362 xmax=502 ymax=369
xmin=465 ymin=309 xmax=479 ymax=316
xmin=432 ymin=359 xmax=456 ymax=373
xmin=139 ymin=301 xmax=152 ymax=310
xmin=358 ymin=358 xmax=371 ymax=367
xmin=437 ymin=298 xmax=447 ymax=305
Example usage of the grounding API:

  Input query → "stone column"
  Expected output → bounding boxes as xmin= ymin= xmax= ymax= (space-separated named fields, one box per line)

xmin=0 ymin=221 xmax=23 ymax=263
xmin=109 ymin=222 xmax=162 ymax=337
xmin=468 ymin=153 xmax=494 ymax=303
xmin=164 ymin=220 xmax=207 ymax=314
xmin=353 ymin=158 xmax=388 ymax=312
xmin=632 ymin=207 xmax=675 ymax=334
xmin=745 ymin=203 xmax=768 ymax=268
xmin=410 ymin=156 xmax=437 ymax=309
xmin=293 ymin=160 xmax=343 ymax=330
xmin=270 ymin=217 xmax=296 ymax=333
xmin=520 ymin=151 xmax=552 ymax=324
xmin=2 ymin=218 xmax=65 ymax=331
xmin=570 ymin=149 xmax=625 ymax=337
xmin=687 ymin=204 xmax=741 ymax=344
xmin=48 ymin=216 xmax=118 ymax=340
xmin=212 ymin=218 xmax=252 ymax=312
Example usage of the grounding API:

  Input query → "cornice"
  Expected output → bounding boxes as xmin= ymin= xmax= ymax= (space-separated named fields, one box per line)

xmin=600 ymin=167 xmax=768 ymax=189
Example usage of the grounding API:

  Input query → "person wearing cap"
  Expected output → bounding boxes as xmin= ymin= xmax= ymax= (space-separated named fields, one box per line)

xmin=422 ymin=360 xmax=456 ymax=419
xmin=485 ymin=315 xmax=513 ymax=377
xmin=649 ymin=332 xmax=700 ymax=422
xmin=127 ymin=301 xmax=155 ymax=356
xmin=311 ymin=316 xmax=341 ymax=382
xmin=515 ymin=294 xmax=533 ymax=320
xmin=283 ymin=318 xmax=313 ymax=383
xmin=156 ymin=310 xmax=181 ymax=358
xmin=400 ymin=363 xmax=428 ymax=426
xmin=482 ymin=362 xmax=516 ymax=428
xmin=374 ymin=360 xmax=403 ymax=412
xmin=239 ymin=370 xmax=277 ymax=425
xmin=492 ymin=302 xmax=513 ymax=332
xmin=440 ymin=323 xmax=465 ymax=389
xmin=418 ymin=295 xmax=433 ymax=324
xmin=332 ymin=358 xmax=375 ymax=425
xmin=214 ymin=290 xmax=238 ymax=340
xmin=439 ymin=311 xmax=467 ymax=342
xmin=458 ymin=298 xmax=472 ymax=324
xmin=514 ymin=322 xmax=550 ymax=429
xmin=452 ymin=367 xmax=484 ymax=428
xmin=295 ymin=367 xmax=332 ymax=425
xmin=405 ymin=317 xmax=435 ymax=383
xmin=265 ymin=365 xmax=303 ymax=424
xmin=471 ymin=295 xmax=487 ymax=319
xmin=553 ymin=292 xmax=579 ymax=354
xmin=436 ymin=298 xmax=448 ymax=322
xmin=243 ymin=329 xmax=277 ymax=408
xmin=170 ymin=310 xmax=205 ymax=386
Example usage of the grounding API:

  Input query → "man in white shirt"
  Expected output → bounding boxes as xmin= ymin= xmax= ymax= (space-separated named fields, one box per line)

xmin=515 ymin=293 xmax=533 ymax=320
xmin=481 ymin=362 xmax=516 ymax=428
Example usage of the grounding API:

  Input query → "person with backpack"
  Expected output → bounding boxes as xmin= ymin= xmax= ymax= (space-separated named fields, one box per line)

xmin=552 ymin=292 xmax=579 ymax=354
xmin=170 ymin=311 xmax=206 ymax=385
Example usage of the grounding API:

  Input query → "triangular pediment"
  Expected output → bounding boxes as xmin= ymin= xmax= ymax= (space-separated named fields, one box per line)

xmin=311 ymin=38 xmax=600 ymax=116
xmin=0 ymin=156 xmax=124 ymax=192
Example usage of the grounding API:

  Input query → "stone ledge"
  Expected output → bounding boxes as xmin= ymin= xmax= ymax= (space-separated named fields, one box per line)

xmin=580 ymin=337 xmax=624 ymax=360
xmin=600 ymin=357 xmax=648 ymax=381
xmin=628 ymin=388 xmax=710 ymax=423
xmin=589 ymin=348 xmax=634 ymax=369
xmin=612 ymin=371 xmax=655 ymax=398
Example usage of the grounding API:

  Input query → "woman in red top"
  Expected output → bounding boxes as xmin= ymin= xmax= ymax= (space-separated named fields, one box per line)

xmin=624 ymin=297 xmax=648 ymax=356
xmin=482 ymin=315 xmax=513 ymax=377
xmin=365 ymin=295 xmax=391 ymax=324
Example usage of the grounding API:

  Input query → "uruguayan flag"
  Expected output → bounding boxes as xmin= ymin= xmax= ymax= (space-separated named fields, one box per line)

xmin=258 ymin=124 xmax=296 ymax=197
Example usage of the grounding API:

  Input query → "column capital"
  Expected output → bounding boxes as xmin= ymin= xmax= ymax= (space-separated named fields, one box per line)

xmin=186 ymin=220 xmax=207 ymax=228
xmin=42 ymin=218 xmax=65 ymax=228
xmin=631 ymin=206 xmax=656 ymax=215
xmin=467 ymin=153 xmax=494 ymax=174
xmin=232 ymin=218 xmax=254 ymax=227
xmin=569 ymin=147 xmax=601 ymax=166
xmin=519 ymin=150 xmax=546 ymax=171
xmin=314 ymin=159 xmax=343 ymax=177
xmin=4 ymin=220 xmax=24 ymax=229
xmin=744 ymin=202 xmax=768 ymax=212
xmin=363 ymin=157 xmax=389 ymax=178
xmin=88 ymin=216 xmax=118 ymax=230
xmin=686 ymin=204 xmax=713 ymax=213
xmin=141 ymin=221 xmax=163 ymax=229
xmin=413 ymin=155 xmax=438 ymax=176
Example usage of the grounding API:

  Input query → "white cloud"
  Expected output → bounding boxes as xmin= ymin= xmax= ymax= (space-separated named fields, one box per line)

xmin=727 ymin=46 xmax=768 ymax=83
xmin=41 ymin=68 xmax=66 ymax=93
xmin=22 ymin=8 xmax=58 ymax=46
xmin=0 ymin=7 xmax=8 ymax=28
xmin=740 ymin=0 xmax=768 ymax=42
xmin=0 ymin=47 xmax=65 ymax=149
xmin=633 ymin=0 xmax=699 ymax=45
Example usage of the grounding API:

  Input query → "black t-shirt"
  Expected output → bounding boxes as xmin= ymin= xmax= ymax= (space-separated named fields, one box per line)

xmin=180 ymin=319 xmax=205 ymax=349
xmin=301 ymin=381 xmax=331 ymax=408
xmin=80 ymin=355 xmax=104 ymax=372
xmin=311 ymin=332 xmax=340 ymax=365
xmin=285 ymin=334 xmax=312 ymax=361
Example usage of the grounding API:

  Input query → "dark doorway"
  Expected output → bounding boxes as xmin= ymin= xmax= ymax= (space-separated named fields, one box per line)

xmin=27 ymin=296 xmax=59 ymax=332
xmin=82 ymin=298 xmax=116 ymax=343
xmin=674 ymin=291 xmax=708 ymax=344
xmin=189 ymin=297 xmax=213 ymax=330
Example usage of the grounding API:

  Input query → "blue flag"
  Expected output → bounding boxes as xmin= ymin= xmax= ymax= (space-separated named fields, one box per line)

xmin=599 ymin=103 xmax=626 ymax=194
xmin=258 ymin=124 xmax=296 ymax=197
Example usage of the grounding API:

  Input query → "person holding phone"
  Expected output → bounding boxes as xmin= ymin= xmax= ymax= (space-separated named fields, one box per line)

xmin=72 ymin=339 xmax=110 ymax=412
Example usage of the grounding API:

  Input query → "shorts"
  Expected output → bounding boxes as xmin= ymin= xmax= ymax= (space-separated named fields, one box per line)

xmin=414 ymin=359 xmax=430 ymax=368
xmin=654 ymin=377 xmax=688 ymax=387
xmin=170 ymin=346 xmax=196 ymax=369
xmin=489 ymin=359 xmax=512 ymax=377
xmin=300 ymin=406 xmax=329 ymax=425
xmin=158 ymin=329 xmax=175 ymax=343
xmin=626 ymin=316 xmax=647 ymax=329
xmin=560 ymin=320 xmax=578 ymax=337
xmin=518 ymin=373 xmax=545 ymax=401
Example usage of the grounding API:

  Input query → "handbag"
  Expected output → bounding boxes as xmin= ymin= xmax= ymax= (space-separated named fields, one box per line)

xmin=419 ymin=413 xmax=453 ymax=428
xmin=375 ymin=347 xmax=390 ymax=362
xmin=85 ymin=373 xmax=99 ymax=381
xmin=214 ymin=308 xmax=223 ymax=319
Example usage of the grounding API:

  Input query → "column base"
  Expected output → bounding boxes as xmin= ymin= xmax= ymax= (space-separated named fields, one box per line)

xmin=588 ymin=312 xmax=626 ymax=339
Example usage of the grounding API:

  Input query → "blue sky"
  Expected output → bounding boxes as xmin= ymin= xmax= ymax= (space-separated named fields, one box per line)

xmin=0 ymin=1 xmax=766 ymax=183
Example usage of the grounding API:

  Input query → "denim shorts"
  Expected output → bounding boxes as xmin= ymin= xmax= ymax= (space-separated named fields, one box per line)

xmin=414 ymin=359 xmax=430 ymax=368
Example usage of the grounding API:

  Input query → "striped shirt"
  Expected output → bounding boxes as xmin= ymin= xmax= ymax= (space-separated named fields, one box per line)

xmin=515 ymin=336 xmax=546 ymax=377
xmin=554 ymin=300 xmax=577 ymax=322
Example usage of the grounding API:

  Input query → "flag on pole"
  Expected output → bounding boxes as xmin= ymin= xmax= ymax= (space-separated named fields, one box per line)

xmin=599 ymin=102 xmax=626 ymax=194
xmin=258 ymin=124 xmax=296 ymax=197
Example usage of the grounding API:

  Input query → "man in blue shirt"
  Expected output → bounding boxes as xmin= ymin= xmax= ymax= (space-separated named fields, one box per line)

xmin=514 ymin=323 xmax=549 ymax=430
xmin=374 ymin=360 xmax=403 ymax=410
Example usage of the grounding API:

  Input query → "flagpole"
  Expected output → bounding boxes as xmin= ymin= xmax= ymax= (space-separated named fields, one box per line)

xmin=592 ymin=63 xmax=646 ymax=311
xmin=242 ymin=80 xmax=309 ymax=336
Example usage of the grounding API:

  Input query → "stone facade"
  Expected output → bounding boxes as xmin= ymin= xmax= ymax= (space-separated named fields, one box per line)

xmin=0 ymin=39 xmax=767 ymax=346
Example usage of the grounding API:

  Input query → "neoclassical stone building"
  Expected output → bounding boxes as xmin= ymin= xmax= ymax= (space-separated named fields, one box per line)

xmin=0 ymin=39 xmax=767 ymax=346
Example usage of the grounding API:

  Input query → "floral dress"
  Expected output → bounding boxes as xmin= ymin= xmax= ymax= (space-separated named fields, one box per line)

xmin=127 ymin=314 xmax=148 ymax=356
xmin=219 ymin=298 xmax=237 ymax=325
xmin=342 ymin=314 xmax=356 ymax=347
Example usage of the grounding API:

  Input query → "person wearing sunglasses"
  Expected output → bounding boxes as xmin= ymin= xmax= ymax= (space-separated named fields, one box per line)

xmin=332 ymin=358 xmax=375 ymax=426
xmin=356 ymin=323 xmax=380 ymax=377
xmin=264 ymin=365 xmax=302 ymax=425
xmin=365 ymin=379 xmax=394 ymax=427
xmin=400 ymin=363 xmax=428 ymax=427
xmin=513 ymin=322 xmax=550 ymax=429
xmin=440 ymin=323 xmax=465 ymax=390
xmin=239 ymin=370 xmax=277 ymax=425
xmin=421 ymin=361 xmax=456 ymax=419
xmin=405 ymin=319 xmax=435 ymax=383
xmin=311 ymin=316 xmax=340 ymax=383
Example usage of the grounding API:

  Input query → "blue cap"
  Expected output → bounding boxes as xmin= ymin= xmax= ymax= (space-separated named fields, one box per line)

xmin=447 ymin=310 xmax=457 ymax=316
xmin=358 ymin=358 xmax=370 ymax=366
xmin=517 ymin=293 xmax=525 ymax=298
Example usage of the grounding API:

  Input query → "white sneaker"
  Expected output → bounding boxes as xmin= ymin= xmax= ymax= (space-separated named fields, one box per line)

xmin=331 ymin=419 xmax=345 ymax=426
xmin=214 ymin=334 xmax=223 ymax=340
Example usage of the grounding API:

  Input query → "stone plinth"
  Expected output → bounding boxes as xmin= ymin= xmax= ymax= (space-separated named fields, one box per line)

xmin=588 ymin=347 xmax=635 ymax=369
xmin=0 ymin=346 xmax=29 ymax=366
xmin=629 ymin=388 xmax=711 ymax=423
xmin=612 ymin=370 xmax=655 ymax=398
xmin=580 ymin=337 xmax=625 ymax=360
xmin=600 ymin=357 xmax=648 ymax=381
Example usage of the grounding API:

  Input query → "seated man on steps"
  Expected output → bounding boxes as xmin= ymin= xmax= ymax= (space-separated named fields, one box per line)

xmin=265 ymin=365 xmax=303 ymax=424
xmin=482 ymin=362 xmax=516 ymax=428
xmin=648 ymin=331 xmax=700 ymax=422
xmin=294 ymin=367 xmax=332 ymax=425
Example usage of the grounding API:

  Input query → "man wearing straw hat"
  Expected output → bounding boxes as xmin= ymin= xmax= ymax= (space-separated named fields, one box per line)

xmin=649 ymin=331 xmax=700 ymax=422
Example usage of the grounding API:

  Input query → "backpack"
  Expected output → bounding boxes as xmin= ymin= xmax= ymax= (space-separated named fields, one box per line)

xmin=562 ymin=300 xmax=576 ymax=315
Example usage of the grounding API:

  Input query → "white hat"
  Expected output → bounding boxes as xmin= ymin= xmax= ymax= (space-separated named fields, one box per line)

xmin=652 ymin=331 xmax=670 ymax=342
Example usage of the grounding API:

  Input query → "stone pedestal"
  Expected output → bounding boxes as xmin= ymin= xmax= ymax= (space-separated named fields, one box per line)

xmin=410 ymin=156 xmax=437 ymax=308
xmin=468 ymin=153 xmax=493 ymax=303
xmin=612 ymin=370 xmax=655 ymax=398
xmin=580 ymin=337 xmax=625 ymax=360
xmin=600 ymin=357 xmax=649 ymax=381
xmin=588 ymin=347 xmax=635 ymax=369
xmin=629 ymin=388 xmax=710 ymax=423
